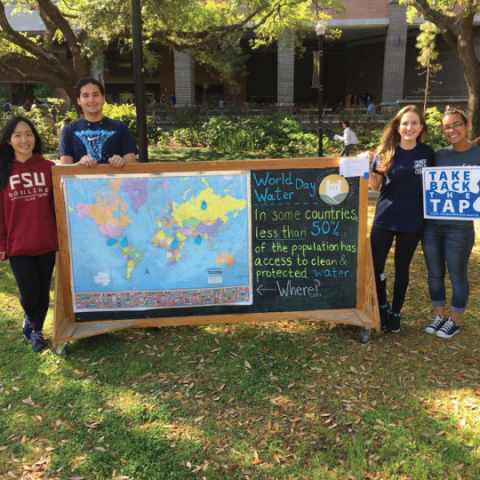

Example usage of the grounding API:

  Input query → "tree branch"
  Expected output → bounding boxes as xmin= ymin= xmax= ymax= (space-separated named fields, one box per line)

xmin=0 ymin=1 xmax=58 ymax=62
xmin=149 ymin=0 xmax=308 ymax=47
xmin=33 ymin=0 xmax=80 ymax=49
xmin=403 ymin=0 xmax=465 ymax=51
xmin=0 ymin=51 xmax=74 ymax=85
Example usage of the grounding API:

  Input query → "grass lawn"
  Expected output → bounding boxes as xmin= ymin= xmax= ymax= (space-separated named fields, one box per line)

xmin=147 ymin=147 xmax=316 ymax=163
xmin=45 ymin=147 xmax=317 ymax=163
xmin=1 ymin=202 xmax=479 ymax=479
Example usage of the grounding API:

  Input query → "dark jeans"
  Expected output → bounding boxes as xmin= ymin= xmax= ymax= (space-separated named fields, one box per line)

xmin=422 ymin=222 xmax=475 ymax=313
xmin=370 ymin=225 xmax=422 ymax=313
xmin=9 ymin=251 xmax=56 ymax=331
xmin=341 ymin=144 xmax=351 ymax=157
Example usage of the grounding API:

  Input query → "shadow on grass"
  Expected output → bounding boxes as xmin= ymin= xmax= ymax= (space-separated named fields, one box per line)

xmin=42 ymin=322 xmax=480 ymax=477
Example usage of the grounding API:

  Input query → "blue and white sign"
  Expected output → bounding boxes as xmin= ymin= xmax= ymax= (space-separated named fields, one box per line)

xmin=423 ymin=167 xmax=480 ymax=220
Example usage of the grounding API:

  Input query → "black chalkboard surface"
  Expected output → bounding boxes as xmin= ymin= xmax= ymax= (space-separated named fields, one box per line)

xmin=250 ymin=168 xmax=359 ymax=313
xmin=52 ymin=159 xmax=379 ymax=347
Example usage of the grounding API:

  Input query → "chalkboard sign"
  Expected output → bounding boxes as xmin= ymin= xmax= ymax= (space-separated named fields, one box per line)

xmin=250 ymin=168 xmax=359 ymax=312
xmin=52 ymin=159 xmax=379 ymax=346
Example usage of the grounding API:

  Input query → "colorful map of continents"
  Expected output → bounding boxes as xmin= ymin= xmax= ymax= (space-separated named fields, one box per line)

xmin=63 ymin=173 xmax=252 ymax=312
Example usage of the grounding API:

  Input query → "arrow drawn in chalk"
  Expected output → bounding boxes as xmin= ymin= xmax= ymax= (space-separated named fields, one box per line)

xmin=256 ymin=284 xmax=277 ymax=296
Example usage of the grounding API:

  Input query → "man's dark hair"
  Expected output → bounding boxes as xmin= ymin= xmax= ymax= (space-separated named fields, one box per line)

xmin=76 ymin=78 xmax=105 ymax=98
xmin=343 ymin=120 xmax=350 ymax=128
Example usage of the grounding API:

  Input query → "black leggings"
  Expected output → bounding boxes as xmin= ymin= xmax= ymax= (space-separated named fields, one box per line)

xmin=9 ymin=251 xmax=56 ymax=332
xmin=370 ymin=225 xmax=422 ymax=313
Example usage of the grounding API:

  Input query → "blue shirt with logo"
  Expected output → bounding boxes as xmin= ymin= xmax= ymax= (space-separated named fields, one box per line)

xmin=58 ymin=117 xmax=138 ymax=164
xmin=372 ymin=142 xmax=434 ymax=232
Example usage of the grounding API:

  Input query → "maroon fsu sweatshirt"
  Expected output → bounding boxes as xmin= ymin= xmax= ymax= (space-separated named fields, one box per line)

xmin=0 ymin=153 xmax=58 ymax=257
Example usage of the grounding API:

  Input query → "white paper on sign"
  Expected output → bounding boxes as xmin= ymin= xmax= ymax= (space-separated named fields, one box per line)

xmin=339 ymin=157 xmax=370 ymax=178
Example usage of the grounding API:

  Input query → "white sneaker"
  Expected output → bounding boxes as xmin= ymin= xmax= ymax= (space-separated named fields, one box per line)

xmin=425 ymin=315 xmax=446 ymax=335
xmin=436 ymin=318 xmax=460 ymax=339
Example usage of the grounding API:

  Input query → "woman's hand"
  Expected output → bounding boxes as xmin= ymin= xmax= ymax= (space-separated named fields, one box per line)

xmin=368 ymin=155 xmax=384 ymax=190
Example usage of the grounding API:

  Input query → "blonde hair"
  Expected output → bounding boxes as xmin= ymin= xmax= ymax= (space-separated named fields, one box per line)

xmin=375 ymin=105 xmax=428 ymax=174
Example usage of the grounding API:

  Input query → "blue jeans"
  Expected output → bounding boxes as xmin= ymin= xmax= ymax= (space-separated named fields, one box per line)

xmin=422 ymin=223 xmax=475 ymax=313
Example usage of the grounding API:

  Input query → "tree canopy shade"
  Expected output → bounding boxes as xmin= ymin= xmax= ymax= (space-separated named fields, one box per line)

xmin=400 ymin=0 xmax=480 ymax=137
xmin=0 ymin=0 xmax=343 ymax=107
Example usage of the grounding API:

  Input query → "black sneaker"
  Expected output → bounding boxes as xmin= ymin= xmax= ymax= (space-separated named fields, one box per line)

xmin=31 ymin=330 xmax=46 ymax=353
xmin=380 ymin=303 xmax=391 ymax=331
xmin=436 ymin=318 xmax=460 ymax=339
xmin=425 ymin=315 xmax=446 ymax=335
xmin=387 ymin=312 xmax=401 ymax=333
xmin=23 ymin=314 xmax=33 ymax=342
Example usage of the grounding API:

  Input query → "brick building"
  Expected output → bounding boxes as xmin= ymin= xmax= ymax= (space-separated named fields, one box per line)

xmin=0 ymin=0 xmax=477 ymax=109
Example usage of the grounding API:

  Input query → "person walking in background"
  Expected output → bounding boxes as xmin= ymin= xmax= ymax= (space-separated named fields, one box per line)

xmin=334 ymin=120 xmax=358 ymax=157
xmin=369 ymin=105 xmax=434 ymax=333
xmin=423 ymin=107 xmax=480 ymax=339
xmin=0 ymin=116 xmax=58 ymax=352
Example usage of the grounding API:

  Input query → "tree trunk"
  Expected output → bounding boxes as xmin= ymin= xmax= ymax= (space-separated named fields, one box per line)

xmin=460 ymin=54 xmax=480 ymax=139
xmin=424 ymin=57 xmax=430 ymax=112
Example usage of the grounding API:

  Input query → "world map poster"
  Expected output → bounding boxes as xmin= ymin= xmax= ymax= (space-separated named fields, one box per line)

xmin=62 ymin=172 xmax=252 ymax=312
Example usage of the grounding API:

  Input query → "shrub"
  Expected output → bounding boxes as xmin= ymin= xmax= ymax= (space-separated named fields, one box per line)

xmin=33 ymin=84 xmax=54 ymax=100
xmin=201 ymin=116 xmax=320 ymax=155
xmin=23 ymin=98 xmax=67 ymax=152
xmin=218 ymin=130 xmax=255 ymax=153
xmin=173 ymin=127 xmax=204 ymax=147
xmin=103 ymin=103 xmax=137 ymax=138
xmin=357 ymin=130 xmax=383 ymax=151
xmin=425 ymin=107 xmax=449 ymax=151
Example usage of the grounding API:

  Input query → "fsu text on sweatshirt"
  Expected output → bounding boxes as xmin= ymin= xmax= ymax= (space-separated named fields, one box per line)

xmin=0 ymin=153 xmax=58 ymax=257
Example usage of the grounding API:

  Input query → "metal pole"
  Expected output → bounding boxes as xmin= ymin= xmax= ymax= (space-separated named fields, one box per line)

xmin=317 ymin=33 xmax=324 ymax=158
xmin=131 ymin=0 xmax=148 ymax=162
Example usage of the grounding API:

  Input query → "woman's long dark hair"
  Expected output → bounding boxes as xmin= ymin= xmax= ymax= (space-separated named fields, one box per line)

xmin=0 ymin=116 xmax=43 ymax=189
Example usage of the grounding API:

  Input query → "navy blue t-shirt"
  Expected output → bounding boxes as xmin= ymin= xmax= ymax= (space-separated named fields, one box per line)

xmin=58 ymin=117 xmax=138 ymax=164
xmin=372 ymin=142 xmax=434 ymax=232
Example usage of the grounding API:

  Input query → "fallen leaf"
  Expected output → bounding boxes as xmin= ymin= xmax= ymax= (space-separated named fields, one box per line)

xmin=194 ymin=416 xmax=205 ymax=423
xmin=94 ymin=447 xmax=106 ymax=452
xmin=244 ymin=360 xmax=252 ymax=369
xmin=22 ymin=396 xmax=35 ymax=406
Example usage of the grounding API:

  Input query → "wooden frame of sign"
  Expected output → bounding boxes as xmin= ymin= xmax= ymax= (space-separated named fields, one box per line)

xmin=52 ymin=158 xmax=379 ymax=347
